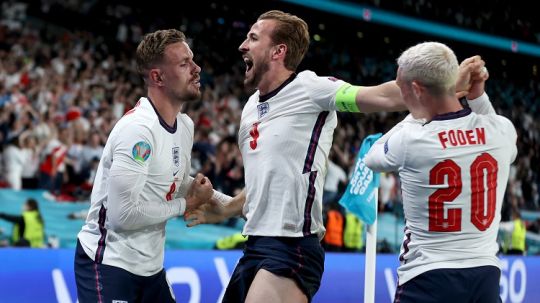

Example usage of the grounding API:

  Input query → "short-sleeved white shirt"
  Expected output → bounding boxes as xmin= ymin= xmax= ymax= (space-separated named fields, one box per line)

xmin=238 ymin=70 xmax=346 ymax=239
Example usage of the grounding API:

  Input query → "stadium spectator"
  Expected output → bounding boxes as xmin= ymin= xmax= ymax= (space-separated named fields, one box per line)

xmin=322 ymin=154 xmax=348 ymax=205
xmin=0 ymin=198 xmax=44 ymax=247
xmin=500 ymin=208 xmax=527 ymax=255
xmin=206 ymin=136 xmax=244 ymax=196
xmin=74 ymin=29 xmax=214 ymax=303
xmin=367 ymin=0 xmax=539 ymax=44
xmin=80 ymin=132 xmax=104 ymax=172
xmin=343 ymin=211 xmax=364 ymax=252
xmin=3 ymin=136 xmax=25 ymax=190
xmin=19 ymin=131 xmax=41 ymax=189
xmin=322 ymin=202 xmax=345 ymax=252
xmin=38 ymin=126 xmax=70 ymax=197
xmin=379 ymin=172 xmax=398 ymax=212
xmin=365 ymin=42 xmax=516 ymax=303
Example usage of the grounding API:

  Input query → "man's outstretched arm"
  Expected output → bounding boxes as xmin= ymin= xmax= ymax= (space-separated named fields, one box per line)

xmin=185 ymin=189 xmax=246 ymax=227
xmin=336 ymin=55 xmax=486 ymax=114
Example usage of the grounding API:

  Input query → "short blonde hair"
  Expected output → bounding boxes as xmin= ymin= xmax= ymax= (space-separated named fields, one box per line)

xmin=397 ymin=42 xmax=458 ymax=96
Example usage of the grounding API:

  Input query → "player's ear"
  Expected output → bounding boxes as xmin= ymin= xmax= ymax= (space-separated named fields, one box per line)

xmin=150 ymin=69 xmax=164 ymax=86
xmin=272 ymin=44 xmax=287 ymax=60
xmin=411 ymin=81 xmax=423 ymax=100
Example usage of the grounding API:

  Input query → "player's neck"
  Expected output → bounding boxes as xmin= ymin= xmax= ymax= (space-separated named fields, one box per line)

xmin=258 ymin=67 xmax=294 ymax=95
xmin=432 ymin=98 xmax=464 ymax=118
xmin=147 ymin=90 xmax=181 ymax=127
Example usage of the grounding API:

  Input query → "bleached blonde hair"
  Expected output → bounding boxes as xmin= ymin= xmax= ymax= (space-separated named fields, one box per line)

xmin=397 ymin=42 xmax=458 ymax=96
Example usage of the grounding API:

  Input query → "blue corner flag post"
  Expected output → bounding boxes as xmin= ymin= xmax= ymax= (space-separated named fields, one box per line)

xmin=339 ymin=133 xmax=382 ymax=303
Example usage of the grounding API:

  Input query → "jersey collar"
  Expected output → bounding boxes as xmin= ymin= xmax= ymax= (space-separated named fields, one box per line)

xmin=431 ymin=107 xmax=472 ymax=121
xmin=259 ymin=72 xmax=297 ymax=102
xmin=146 ymin=97 xmax=177 ymax=134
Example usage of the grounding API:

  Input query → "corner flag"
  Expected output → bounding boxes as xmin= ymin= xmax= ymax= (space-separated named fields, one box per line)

xmin=339 ymin=133 xmax=382 ymax=225
xmin=339 ymin=133 xmax=383 ymax=303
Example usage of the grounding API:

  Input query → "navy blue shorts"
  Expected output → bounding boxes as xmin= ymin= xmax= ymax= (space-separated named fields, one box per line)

xmin=222 ymin=235 xmax=325 ymax=303
xmin=394 ymin=266 xmax=501 ymax=303
xmin=74 ymin=239 xmax=175 ymax=303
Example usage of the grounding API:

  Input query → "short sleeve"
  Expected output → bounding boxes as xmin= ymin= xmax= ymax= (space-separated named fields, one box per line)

xmin=301 ymin=71 xmax=347 ymax=111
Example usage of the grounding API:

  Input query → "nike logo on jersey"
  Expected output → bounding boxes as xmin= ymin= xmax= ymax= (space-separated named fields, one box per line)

xmin=173 ymin=170 xmax=180 ymax=177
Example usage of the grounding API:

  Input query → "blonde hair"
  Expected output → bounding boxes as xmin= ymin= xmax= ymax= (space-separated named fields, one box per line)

xmin=397 ymin=42 xmax=458 ymax=96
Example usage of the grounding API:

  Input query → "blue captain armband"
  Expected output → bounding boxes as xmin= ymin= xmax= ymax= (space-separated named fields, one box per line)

xmin=335 ymin=84 xmax=361 ymax=112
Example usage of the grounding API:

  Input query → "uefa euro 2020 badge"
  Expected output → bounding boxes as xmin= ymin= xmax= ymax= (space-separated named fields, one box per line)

xmin=132 ymin=141 xmax=151 ymax=162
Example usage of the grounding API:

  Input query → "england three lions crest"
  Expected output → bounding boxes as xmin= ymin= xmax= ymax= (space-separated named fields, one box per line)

xmin=172 ymin=147 xmax=180 ymax=167
xmin=257 ymin=102 xmax=269 ymax=119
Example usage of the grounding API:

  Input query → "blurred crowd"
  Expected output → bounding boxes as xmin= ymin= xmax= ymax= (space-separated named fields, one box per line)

xmin=0 ymin=0 xmax=538 ymax=242
xmin=368 ymin=0 xmax=539 ymax=44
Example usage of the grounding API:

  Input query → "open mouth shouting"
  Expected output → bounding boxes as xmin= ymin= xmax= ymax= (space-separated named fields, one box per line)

xmin=191 ymin=77 xmax=201 ymax=89
xmin=243 ymin=55 xmax=254 ymax=76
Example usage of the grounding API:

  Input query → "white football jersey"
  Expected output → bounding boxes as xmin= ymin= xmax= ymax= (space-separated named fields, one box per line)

xmin=78 ymin=97 xmax=193 ymax=276
xmin=238 ymin=70 xmax=347 ymax=238
xmin=365 ymin=93 xmax=517 ymax=285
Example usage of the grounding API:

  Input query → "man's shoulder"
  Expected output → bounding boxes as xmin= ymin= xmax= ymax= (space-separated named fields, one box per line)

xmin=116 ymin=99 xmax=157 ymax=127
xmin=468 ymin=112 xmax=517 ymax=136
xmin=297 ymin=70 xmax=317 ymax=78
xmin=297 ymin=70 xmax=328 ymax=83
xmin=110 ymin=111 xmax=157 ymax=144
xmin=297 ymin=70 xmax=343 ymax=83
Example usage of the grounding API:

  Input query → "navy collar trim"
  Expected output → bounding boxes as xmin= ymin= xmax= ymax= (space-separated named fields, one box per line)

xmin=259 ymin=73 xmax=297 ymax=102
xmin=146 ymin=97 xmax=177 ymax=134
xmin=431 ymin=107 xmax=472 ymax=121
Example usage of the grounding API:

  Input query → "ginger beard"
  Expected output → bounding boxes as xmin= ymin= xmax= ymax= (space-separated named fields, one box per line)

xmin=165 ymin=76 xmax=201 ymax=102
xmin=162 ymin=42 xmax=202 ymax=102
xmin=243 ymin=51 xmax=271 ymax=90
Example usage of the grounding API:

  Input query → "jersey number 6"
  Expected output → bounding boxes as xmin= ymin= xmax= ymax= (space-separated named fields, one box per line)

xmin=428 ymin=152 xmax=498 ymax=232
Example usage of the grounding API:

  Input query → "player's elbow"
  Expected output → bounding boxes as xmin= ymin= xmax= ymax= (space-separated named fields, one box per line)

xmin=364 ymin=153 xmax=384 ymax=172
xmin=107 ymin=210 xmax=140 ymax=232
xmin=364 ymin=153 xmax=376 ymax=169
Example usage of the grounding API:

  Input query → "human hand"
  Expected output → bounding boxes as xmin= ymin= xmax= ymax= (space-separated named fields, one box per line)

xmin=467 ymin=65 xmax=489 ymax=100
xmin=185 ymin=173 xmax=213 ymax=212
xmin=456 ymin=55 xmax=485 ymax=98
xmin=184 ymin=199 xmax=227 ymax=227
